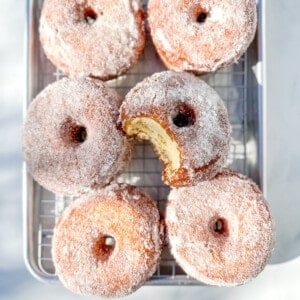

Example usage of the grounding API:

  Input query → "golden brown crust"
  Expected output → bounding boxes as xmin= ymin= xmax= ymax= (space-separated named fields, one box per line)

xmin=166 ymin=170 xmax=275 ymax=286
xmin=22 ymin=77 xmax=133 ymax=196
xmin=52 ymin=184 xmax=163 ymax=297
xmin=121 ymin=71 xmax=231 ymax=186
xmin=39 ymin=0 xmax=146 ymax=79
xmin=148 ymin=0 xmax=257 ymax=73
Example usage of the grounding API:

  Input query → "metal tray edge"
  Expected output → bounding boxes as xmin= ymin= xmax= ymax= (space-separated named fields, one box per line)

xmin=258 ymin=0 xmax=267 ymax=196
xmin=23 ymin=0 xmax=57 ymax=283
xmin=23 ymin=0 xmax=266 ymax=283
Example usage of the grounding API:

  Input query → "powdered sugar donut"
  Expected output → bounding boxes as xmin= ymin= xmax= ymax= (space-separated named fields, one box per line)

xmin=39 ymin=0 xmax=145 ymax=80
xmin=148 ymin=0 xmax=257 ymax=73
xmin=120 ymin=71 xmax=231 ymax=186
xmin=52 ymin=184 xmax=163 ymax=297
xmin=22 ymin=77 xmax=132 ymax=196
xmin=166 ymin=170 xmax=274 ymax=286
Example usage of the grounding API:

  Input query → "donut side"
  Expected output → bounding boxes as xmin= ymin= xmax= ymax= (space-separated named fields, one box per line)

xmin=166 ymin=169 xmax=275 ymax=286
xmin=148 ymin=0 xmax=257 ymax=73
xmin=22 ymin=77 xmax=133 ymax=196
xmin=39 ymin=0 xmax=146 ymax=79
xmin=121 ymin=71 xmax=231 ymax=186
xmin=52 ymin=184 xmax=163 ymax=297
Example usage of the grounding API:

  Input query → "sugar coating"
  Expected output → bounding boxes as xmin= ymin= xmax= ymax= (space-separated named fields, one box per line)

xmin=148 ymin=0 xmax=257 ymax=73
xmin=39 ymin=0 xmax=145 ymax=79
xmin=166 ymin=169 xmax=275 ymax=286
xmin=52 ymin=184 xmax=163 ymax=297
xmin=22 ymin=77 xmax=133 ymax=196
xmin=121 ymin=71 xmax=231 ymax=186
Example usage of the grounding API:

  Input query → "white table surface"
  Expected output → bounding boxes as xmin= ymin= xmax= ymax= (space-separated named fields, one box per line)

xmin=1 ymin=0 xmax=299 ymax=299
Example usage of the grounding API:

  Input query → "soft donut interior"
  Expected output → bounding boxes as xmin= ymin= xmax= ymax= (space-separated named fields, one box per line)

xmin=125 ymin=117 xmax=181 ymax=177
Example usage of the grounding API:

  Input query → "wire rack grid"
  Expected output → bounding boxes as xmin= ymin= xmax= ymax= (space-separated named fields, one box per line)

xmin=27 ymin=0 xmax=259 ymax=284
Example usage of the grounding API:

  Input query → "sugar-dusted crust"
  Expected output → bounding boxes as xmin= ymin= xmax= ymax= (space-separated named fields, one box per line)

xmin=22 ymin=77 xmax=133 ymax=196
xmin=121 ymin=71 xmax=231 ymax=186
xmin=40 ymin=0 xmax=145 ymax=79
xmin=52 ymin=184 xmax=163 ymax=297
xmin=148 ymin=0 xmax=257 ymax=73
xmin=166 ymin=169 xmax=275 ymax=286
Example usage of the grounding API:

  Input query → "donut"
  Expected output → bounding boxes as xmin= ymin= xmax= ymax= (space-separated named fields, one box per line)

xmin=22 ymin=77 xmax=132 ymax=196
xmin=39 ymin=0 xmax=145 ymax=80
xmin=120 ymin=71 xmax=231 ymax=186
xmin=166 ymin=170 xmax=274 ymax=286
xmin=148 ymin=0 xmax=257 ymax=73
xmin=52 ymin=184 xmax=163 ymax=297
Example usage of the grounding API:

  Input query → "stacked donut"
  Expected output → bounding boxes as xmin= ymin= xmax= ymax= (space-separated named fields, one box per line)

xmin=22 ymin=0 xmax=274 ymax=298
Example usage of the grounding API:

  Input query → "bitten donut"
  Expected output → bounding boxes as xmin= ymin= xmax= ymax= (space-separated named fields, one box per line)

xmin=166 ymin=170 xmax=274 ymax=286
xmin=39 ymin=0 xmax=145 ymax=80
xmin=120 ymin=71 xmax=231 ymax=186
xmin=52 ymin=184 xmax=163 ymax=297
xmin=22 ymin=77 xmax=132 ymax=196
xmin=148 ymin=0 xmax=257 ymax=73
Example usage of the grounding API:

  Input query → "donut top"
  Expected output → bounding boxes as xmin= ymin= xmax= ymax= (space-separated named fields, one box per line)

xmin=56 ymin=184 xmax=162 ymax=256
xmin=53 ymin=184 xmax=163 ymax=296
xmin=148 ymin=0 xmax=257 ymax=72
xmin=57 ymin=184 xmax=162 ymax=247
xmin=22 ymin=77 xmax=131 ymax=195
xmin=121 ymin=71 xmax=231 ymax=183
xmin=40 ymin=0 xmax=145 ymax=79
xmin=167 ymin=170 xmax=275 ymax=285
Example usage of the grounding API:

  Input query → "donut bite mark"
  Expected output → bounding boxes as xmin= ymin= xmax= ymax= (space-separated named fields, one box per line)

xmin=52 ymin=184 xmax=163 ymax=297
xmin=124 ymin=116 xmax=182 ymax=182
xmin=121 ymin=71 xmax=231 ymax=186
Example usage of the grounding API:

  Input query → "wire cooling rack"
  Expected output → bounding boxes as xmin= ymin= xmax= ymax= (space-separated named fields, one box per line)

xmin=25 ymin=0 xmax=261 ymax=284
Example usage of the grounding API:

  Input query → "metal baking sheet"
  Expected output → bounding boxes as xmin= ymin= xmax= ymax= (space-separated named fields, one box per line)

xmin=24 ymin=0 xmax=264 ymax=284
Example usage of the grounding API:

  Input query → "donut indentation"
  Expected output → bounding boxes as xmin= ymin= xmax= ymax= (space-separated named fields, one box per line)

xmin=211 ymin=217 xmax=228 ymax=236
xmin=92 ymin=235 xmax=116 ymax=262
xmin=60 ymin=118 xmax=87 ymax=145
xmin=197 ymin=12 xmax=207 ymax=23
xmin=84 ymin=7 xmax=98 ymax=24
xmin=76 ymin=126 xmax=87 ymax=143
xmin=172 ymin=104 xmax=195 ymax=128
